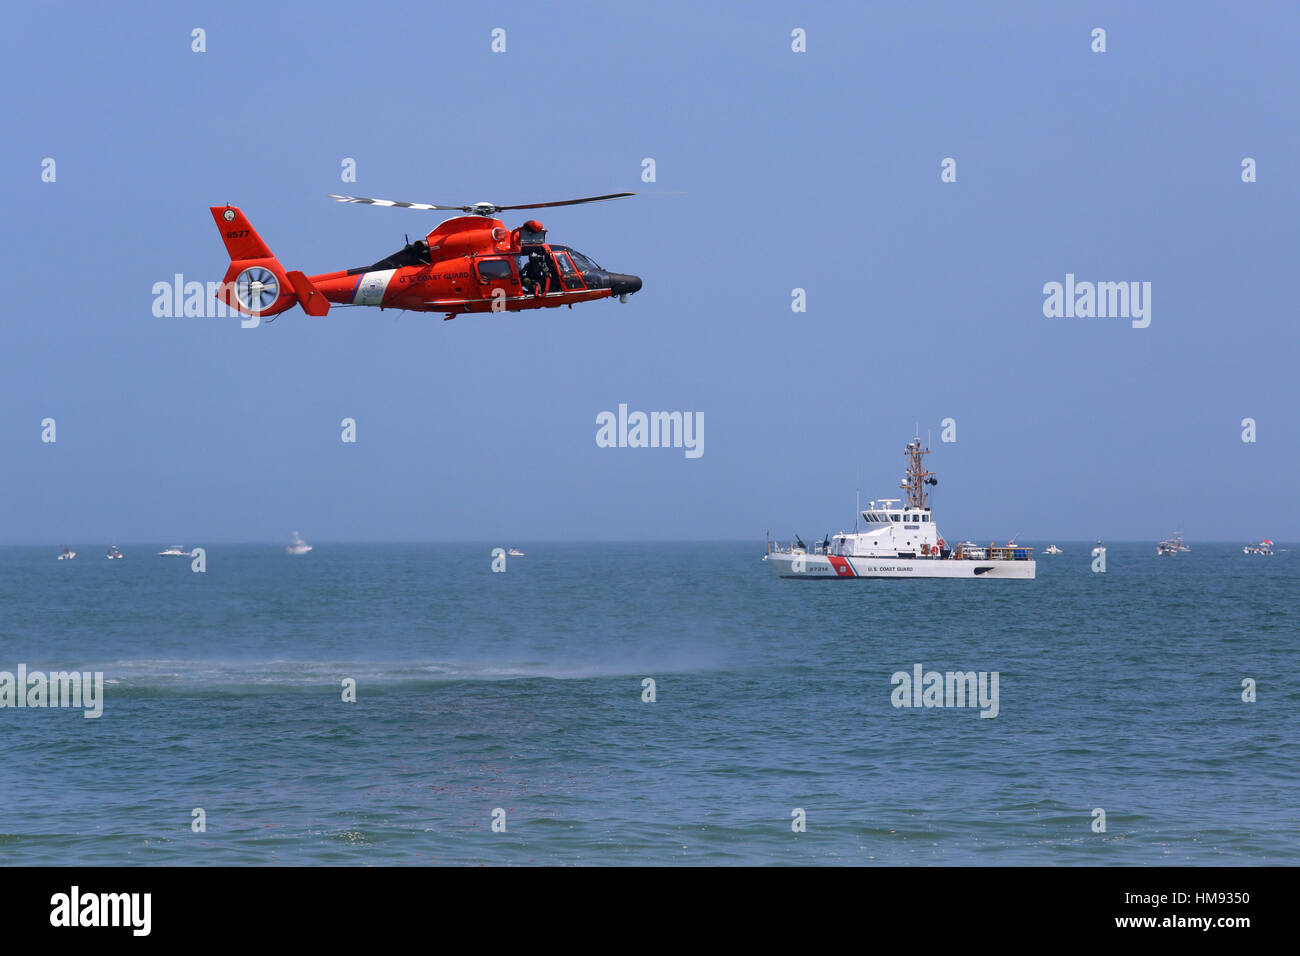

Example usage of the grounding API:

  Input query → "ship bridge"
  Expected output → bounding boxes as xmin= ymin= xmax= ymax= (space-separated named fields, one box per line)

xmin=828 ymin=497 xmax=942 ymax=558
xmin=860 ymin=498 xmax=933 ymax=527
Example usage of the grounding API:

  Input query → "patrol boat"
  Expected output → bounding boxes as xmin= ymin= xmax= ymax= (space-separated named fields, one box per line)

xmin=763 ymin=436 xmax=1035 ymax=580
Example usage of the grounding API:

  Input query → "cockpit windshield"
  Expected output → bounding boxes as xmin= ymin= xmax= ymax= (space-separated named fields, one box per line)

xmin=565 ymin=249 xmax=603 ymax=272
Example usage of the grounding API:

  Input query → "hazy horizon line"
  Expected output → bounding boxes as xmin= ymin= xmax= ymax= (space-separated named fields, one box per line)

xmin=5 ymin=538 xmax=1285 ymax=547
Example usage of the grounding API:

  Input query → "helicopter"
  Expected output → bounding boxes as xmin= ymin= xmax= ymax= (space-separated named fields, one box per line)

xmin=208 ymin=192 xmax=642 ymax=321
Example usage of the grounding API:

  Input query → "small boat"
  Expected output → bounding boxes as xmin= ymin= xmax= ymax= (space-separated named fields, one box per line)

xmin=57 ymin=546 xmax=76 ymax=561
xmin=106 ymin=545 xmax=123 ymax=559
xmin=1156 ymin=532 xmax=1190 ymax=556
xmin=286 ymin=532 xmax=313 ymax=555
xmin=507 ymin=548 xmax=525 ymax=557
xmin=1243 ymin=539 xmax=1274 ymax=556
xmin=1043 ymin=545 xmax=1063 ymax=555
xmin=158 ymin=545 xmax=191 ymax=556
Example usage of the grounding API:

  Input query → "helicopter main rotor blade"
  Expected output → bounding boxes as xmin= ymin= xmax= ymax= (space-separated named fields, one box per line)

xmin=495 ymin=192 xmax=636 ymax=211
xmin=328 ymin=192 xmax=636 ymax=215
xmin=328 ymin=195 xmax=467 ymax=212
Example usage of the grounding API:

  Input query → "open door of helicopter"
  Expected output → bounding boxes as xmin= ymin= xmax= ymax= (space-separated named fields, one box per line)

xmin=515 ymin=249 xmax=559 ymax=296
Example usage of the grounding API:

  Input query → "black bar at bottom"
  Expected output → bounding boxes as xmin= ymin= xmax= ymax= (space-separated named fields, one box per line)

xmin=0 ymin=865 xmax=1277 ymax=941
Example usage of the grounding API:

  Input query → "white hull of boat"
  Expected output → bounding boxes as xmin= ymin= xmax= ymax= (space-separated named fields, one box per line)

xmin=764 ymin=552 xmax=1035 ymax=579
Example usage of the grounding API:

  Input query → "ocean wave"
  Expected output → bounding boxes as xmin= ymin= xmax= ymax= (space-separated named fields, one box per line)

xmin=74 ymin=658 xmax=680 ymax=697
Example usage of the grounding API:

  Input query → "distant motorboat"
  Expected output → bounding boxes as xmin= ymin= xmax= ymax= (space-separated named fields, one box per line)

xmin=1243 ymin=539 xmax=1274 ymax=556
xmin=57 ymin=546 xmax=76 ymax=561
xmin=158 ymin=545 xmax=191 ymax=556
xmin=1043 ymin=545 xmax=1063 ymax=555
xmin=1156 ymin=532 xmax=1190 ymax=556
xmin=106 ymin=545 xmax=123 ymax=560
xmin=507 ymin=548 xmax=525 ymax=557
xmin=286 ymin=532 xmax=313 ymax=556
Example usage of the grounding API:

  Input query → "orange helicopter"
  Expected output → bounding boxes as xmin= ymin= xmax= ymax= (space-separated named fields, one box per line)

xmin=209 ymin=192 xmax=642 ymax=321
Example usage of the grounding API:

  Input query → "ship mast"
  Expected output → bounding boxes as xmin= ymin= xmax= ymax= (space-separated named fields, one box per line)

xmin=901 ymin=436 xmax=936 ymax=509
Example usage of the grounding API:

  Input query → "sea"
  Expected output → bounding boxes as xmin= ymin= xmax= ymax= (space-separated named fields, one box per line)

xmin=0 ymin=542 xmax=1295 ymax=866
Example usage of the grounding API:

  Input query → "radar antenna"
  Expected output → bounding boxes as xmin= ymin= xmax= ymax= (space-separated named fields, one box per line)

xmin=903 ymin=436 xmax=938 ymax=510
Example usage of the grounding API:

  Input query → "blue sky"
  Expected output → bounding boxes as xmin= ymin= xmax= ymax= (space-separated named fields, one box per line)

xmin=1 ymin=1 xmax=1296 ymax=544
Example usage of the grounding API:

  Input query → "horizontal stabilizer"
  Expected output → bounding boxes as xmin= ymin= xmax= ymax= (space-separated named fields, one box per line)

xmin=287 ymin=270 xmax=330 ymax=316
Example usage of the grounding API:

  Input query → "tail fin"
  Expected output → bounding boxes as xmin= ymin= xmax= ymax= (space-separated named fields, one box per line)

xmin=210 ymin=206 xmax=276 ymax=260
xmin=209 ymin=206 xmax=328 ymax=317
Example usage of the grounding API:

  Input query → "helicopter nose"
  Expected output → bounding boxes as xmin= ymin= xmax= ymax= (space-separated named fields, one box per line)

xmin=608 ymin=274 xmax=642 ymax=297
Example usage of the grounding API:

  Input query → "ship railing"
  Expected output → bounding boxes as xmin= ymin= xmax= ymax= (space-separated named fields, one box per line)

xmin=768 ymin=541 xmax=833 ymax=556
xmin=988 ymin=546 xmax=1034 ymax=561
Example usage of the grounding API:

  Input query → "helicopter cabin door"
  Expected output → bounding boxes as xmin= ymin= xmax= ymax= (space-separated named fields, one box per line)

xmin=474 ymin=257 xmax=517 ymax=305
xmin=551 ymin=251 xmax=586 ymax=291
